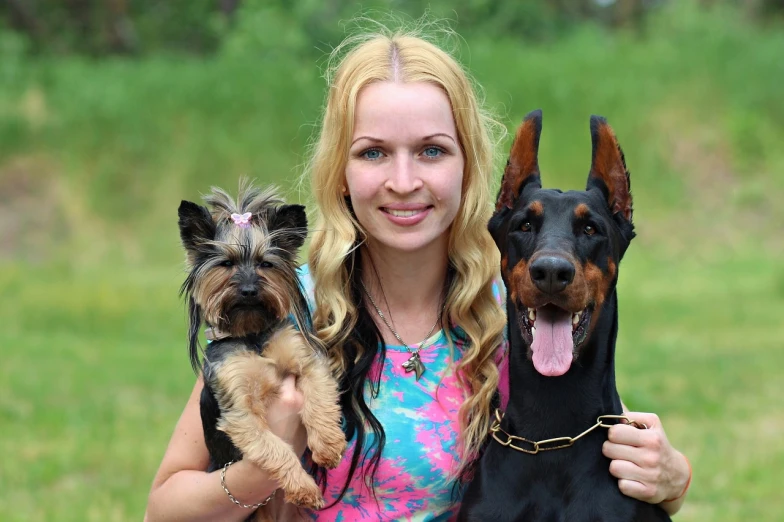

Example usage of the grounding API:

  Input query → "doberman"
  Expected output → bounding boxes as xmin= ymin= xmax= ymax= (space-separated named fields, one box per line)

xmin=458 ymin=110 xmax=671 ymax=522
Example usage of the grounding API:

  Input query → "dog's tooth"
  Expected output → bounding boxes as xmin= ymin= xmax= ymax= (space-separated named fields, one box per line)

xmin=531 ymin=325 xmax=536 ymax=338
xmin=528 ymin=308 xmax=536 ymax=322
xmin=572 ymin=313 xmax=580 ymax=326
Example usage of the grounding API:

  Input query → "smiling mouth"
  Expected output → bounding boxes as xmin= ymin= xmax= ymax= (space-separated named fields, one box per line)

xmin=382 ymin=206 xmax=432 ymax=217
xmin=517 ymin=303 xmax=593 ymax=377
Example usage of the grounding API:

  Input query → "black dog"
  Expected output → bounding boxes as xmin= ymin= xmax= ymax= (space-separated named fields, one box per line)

xmin=458 ymin=111 xmax=671 ymax=522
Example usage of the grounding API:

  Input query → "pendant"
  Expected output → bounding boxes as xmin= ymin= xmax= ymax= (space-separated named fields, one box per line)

xmin=402 ymin=352 xmax=426 ymax=381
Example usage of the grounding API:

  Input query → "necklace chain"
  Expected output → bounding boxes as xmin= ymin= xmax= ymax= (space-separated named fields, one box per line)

xmin=359 ymin=280 xmax=441 ymax=356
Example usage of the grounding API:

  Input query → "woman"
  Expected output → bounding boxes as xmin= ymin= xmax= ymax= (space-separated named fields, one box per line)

xmin=145 ymin=24 xmax=690 ymax=522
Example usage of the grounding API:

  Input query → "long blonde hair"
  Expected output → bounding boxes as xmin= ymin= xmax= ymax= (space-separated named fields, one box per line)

xmin=307 ymin=22 xmax=506 ymax=481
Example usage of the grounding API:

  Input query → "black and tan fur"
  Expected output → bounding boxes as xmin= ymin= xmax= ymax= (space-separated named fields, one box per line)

xmin=459 ymin=111 xmax=670 ymax=521
xmin=178 ymin=184 xmax=346 ymax=518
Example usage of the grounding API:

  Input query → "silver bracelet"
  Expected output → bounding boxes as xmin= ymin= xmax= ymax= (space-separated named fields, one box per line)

xmin=220 ymin=461 xmax=276 ymax=509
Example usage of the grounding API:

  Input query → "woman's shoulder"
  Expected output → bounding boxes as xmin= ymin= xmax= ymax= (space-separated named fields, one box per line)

xmin=296 ymin=263 xmax=315 ymax=313
xmin=491 ymin=275 xmax=507 ymax=307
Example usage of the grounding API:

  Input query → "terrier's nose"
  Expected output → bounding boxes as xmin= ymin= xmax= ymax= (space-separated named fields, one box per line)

xmin=240 ymin=285 xmax=258 ymax=298
xmin=529 ymin=256 xmax=575 ymax=294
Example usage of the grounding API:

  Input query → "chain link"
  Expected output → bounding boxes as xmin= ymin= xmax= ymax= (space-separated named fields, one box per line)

xmin=490 ymin=409 xmax=648 ymax=455
xmin=220 ymin=461 xmax=276 ymax=509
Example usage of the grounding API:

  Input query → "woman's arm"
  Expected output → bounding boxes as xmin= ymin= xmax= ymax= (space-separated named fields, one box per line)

xmin=144 ymin=375 xmax=306 ymax=522
xmin=604 ymin=409 xmax=691 ymax=516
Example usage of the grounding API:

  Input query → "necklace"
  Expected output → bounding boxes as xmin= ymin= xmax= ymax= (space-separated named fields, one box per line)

xmin=360 ymin=280 xmax=442 ymax=381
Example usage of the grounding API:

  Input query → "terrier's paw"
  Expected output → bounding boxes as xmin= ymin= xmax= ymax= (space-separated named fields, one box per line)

xmin=284 ymin=477 xmax=324 ymax=510
xmin=311 ymin=435 xmax=347 ymax=469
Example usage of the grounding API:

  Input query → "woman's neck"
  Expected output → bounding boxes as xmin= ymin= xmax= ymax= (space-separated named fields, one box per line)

xmin=360 ymin=239 xmax=448 ymax=346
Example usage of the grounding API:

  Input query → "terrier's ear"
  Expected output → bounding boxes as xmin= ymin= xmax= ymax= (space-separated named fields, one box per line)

xmin=269 ymin=204 xmax=308 ymax=255
xmin=586 ymin=116 xmax=633 ymax=223
xmin=187 ymin=296 xmax=203 ymax=374
xmin=178 ymin=201 xmax=216 ymax=262
xmin=496 ymin=109 xmax=543 ymax=211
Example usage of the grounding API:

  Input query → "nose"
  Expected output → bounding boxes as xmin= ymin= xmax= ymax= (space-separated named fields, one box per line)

xmin=240 ymin=284 xmax=258 ymax=298
xmin=529 ymin=256 xmax=575 ymax=294
xmin=384 ymin=155 xmax=423 ymax=193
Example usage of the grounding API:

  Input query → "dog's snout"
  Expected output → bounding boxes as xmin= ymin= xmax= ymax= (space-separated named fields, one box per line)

xmin=240 ymin=284 xmax=258 ymax=298
xmin=529 ymin=255 xmax=575 ymax=294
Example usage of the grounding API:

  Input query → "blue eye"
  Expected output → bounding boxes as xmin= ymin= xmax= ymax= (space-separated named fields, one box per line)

xmin=362 ymin=148 xmax=382 ymax=160
xmin=423 ymin=147 xmax=443 ymax=158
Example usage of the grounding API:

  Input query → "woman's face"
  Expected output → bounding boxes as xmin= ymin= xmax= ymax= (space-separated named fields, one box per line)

xmin=346 ymin=81 xmax=465 ymax=256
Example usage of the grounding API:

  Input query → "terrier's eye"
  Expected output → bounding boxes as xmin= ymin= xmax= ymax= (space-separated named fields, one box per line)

xmin=584 ymin=225 xmax=596 ymax=236
xmin=521 ymin=222 xmax=532 ymax=232
xmin=258 ymin=261 xmax=273 ymax=269
xmin=219 ymin=259 xmax=234 ymax=268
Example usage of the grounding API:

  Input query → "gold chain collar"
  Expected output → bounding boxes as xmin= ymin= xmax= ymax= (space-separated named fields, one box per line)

xmin=490 ymin=408 xmax=648 ymax=455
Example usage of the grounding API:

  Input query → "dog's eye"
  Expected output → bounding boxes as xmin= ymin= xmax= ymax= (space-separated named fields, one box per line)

xmin=584 ymin=225 xmax=596 ymax=236
xmin=521 ymin=222 xmax=532 ymax=232
xmin=219 ymin=259 xmax=234 ymax=268
xmin=258 ymin=261 xmax=273 ymax=269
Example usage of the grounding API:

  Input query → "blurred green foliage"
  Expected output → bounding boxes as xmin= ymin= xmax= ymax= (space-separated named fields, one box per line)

xmin=5 ymin=0 xmax=783 ymax=57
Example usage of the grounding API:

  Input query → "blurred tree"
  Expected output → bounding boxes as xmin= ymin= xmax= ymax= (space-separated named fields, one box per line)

xmin=699 ymin=0 xmax=784 ymax=20
xmin=1 ymin=0 xmax=223 ymax=55
xmin=5 ymin=0 xmax=46 ymax=51
xmin=6 ymin=0 xmax=778 ymax=57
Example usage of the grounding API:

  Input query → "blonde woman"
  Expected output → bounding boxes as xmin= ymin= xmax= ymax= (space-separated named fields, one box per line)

xmin=145 ymin=25 xmax=690 ymax=522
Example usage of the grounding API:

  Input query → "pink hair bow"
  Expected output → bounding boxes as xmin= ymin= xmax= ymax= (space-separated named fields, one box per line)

xmin=231 ymin=212 xmax=252 ymax=228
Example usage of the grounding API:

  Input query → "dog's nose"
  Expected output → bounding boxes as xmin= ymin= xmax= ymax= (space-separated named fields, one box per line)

xmin=529 ymin=256 xmax=575 ymax=294
xmin=240 ymin=285 xmax=258 ymax=298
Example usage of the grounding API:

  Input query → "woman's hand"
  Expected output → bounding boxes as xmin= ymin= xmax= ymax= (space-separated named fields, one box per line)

xmin=145 ymin=375 xmax=309 ymax=522
xmin=266 ymin=375 xmax=308 ymax=457
xmin=602 ymin=412 xmax=691 ymax=514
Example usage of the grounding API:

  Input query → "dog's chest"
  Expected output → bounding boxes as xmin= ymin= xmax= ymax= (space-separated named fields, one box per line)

xmin=462 ymin=441 xmax=657 ymax=522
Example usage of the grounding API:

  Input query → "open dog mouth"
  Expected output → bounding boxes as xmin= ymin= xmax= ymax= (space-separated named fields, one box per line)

xmin=517 ymin=303 xmax=592 ymax=377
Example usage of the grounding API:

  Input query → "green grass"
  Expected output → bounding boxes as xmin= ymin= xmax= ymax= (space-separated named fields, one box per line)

xmin=1 ymin=3 xmax=782 ymax=520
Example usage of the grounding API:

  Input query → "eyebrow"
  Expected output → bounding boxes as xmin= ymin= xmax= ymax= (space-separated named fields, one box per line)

xmin=423 ymin=133 xmax=457 ymax=144
xmin=350 ymin=133 xmax=458 ymax=147
xmin=351 ymin=136 xmax=383 ymax=146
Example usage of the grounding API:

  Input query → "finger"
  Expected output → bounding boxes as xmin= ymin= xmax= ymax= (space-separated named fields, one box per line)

xmin=608 ymin=424 xmax=648 ymax=447
xmin=280 ymin=374 xmax=296 ymax=389
xmin=278 ymin=375 xmax=304 ymax=409
xmin=617 ymin=478 xmax=655 ymax=502
xmin=605 ymin=440 xmax=663 ymax=471
xmin=608 ymin=458 xmax=649 ymax=483
xmin=603 ymin=440 xmax=640 ymax=462
xmin=624 ymin=411 xmax=661 ymax=430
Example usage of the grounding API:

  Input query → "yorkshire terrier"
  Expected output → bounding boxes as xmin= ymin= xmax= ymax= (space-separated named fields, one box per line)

xmin=177 ymin=184 xmax=345 ymax=515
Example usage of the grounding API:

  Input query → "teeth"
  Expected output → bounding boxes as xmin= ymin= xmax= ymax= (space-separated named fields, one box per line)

xmin=572 ymin=312 xmax=582 ymax=326
xmin=531 ymin=325 xmax=536 ymax=338
xmin=387 ymin=209 xmax=420 ymax=217
xmin=528 ymin=308 xmax=536 ymax=322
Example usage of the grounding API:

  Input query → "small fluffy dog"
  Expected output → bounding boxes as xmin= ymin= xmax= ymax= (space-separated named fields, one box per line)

xmin=178 ymin=184 xmax=345 ymax=516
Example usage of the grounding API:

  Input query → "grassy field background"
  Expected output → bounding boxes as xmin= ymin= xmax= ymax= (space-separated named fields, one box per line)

xmin=1 ymin=2 xmax=783 ymax=520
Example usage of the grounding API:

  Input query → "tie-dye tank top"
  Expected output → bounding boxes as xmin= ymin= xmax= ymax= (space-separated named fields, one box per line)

xmin=297 ymin=265 xmax=509 ymax=521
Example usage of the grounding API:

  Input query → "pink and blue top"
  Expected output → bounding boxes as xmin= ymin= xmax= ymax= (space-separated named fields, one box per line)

xmin=297 ymin=265 xmax=509 ymax=521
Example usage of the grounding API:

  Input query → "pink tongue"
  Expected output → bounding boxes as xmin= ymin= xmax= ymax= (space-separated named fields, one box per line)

xmin=531 ymin=307 xmax=574 ymax=376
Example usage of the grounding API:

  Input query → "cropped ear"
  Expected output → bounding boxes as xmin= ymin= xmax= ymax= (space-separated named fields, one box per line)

xmin=268 ymin=204 xmax=308 ymax=255
xmin=178 ymin=201 xmax=216 ymax=261
xmin=586 ymin=116 xmax=632 ymax=222
xmin=496 ymin=109 xmax=543 ymax=211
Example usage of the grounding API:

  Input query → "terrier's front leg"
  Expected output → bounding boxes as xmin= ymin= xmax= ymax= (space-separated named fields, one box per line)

xmin=215 ymin=352 xmax=325 ymax=509
xmin=298 ymin=357 xmax=346 ymax=469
